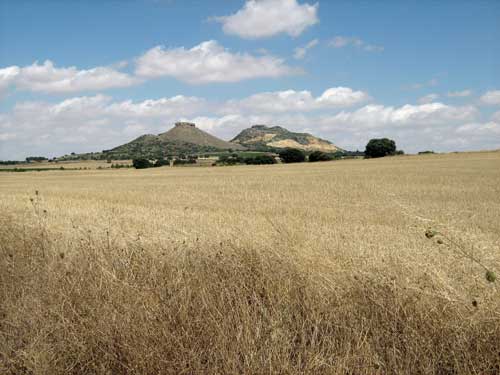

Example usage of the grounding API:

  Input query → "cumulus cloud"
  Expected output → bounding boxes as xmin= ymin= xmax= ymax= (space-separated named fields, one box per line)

xmin=447 ymin=89 xmax=472 ymax=97
xmin=328 ymin=36 xmax=383 ymax=52
xmin=0 ymin=61 xmax=139 ymax=94
xmin=0 ymin=94 xmax=208 ymax=159
xmin=0 ymin=66 xmax=20 ymax=95
xmin=480 ymin=90 xmax=500 ymax=105
xmin=221 ymin=87 xmax=370 ymax=114
xmin=213 ymin=0 xmax=318 ymax=39
xmin=293 ymin=39 xmax=319 ymax=59
xmin=325 ymin=103 xmax=477 ymax=129
xmin=135 ymin=40 xmax=298 ymax=83
xmin=418 ymin=93 xmax=439 ymax=104
xmin=2 ymin=91 xmax=498 ymax=159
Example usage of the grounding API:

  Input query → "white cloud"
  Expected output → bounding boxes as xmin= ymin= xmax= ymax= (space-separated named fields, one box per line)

xmin=0 ymin=66 xmax=20 ymax=95
xmin=293 ymin=39 xmax=318 ymax=59
xmin=456 ymin=122 xmax=500 ymax=135
xmin=317 ymin=87 xmax=370 ymax=107
xmin=0 ymin=133 xmax=16 ymax=141
xmin=328 ymin=36 xmax=383 ymax=52
xmin=214 ymin=0 xmax=318 ymax=39
xmin=2 ymin=91 xmax=498 ymax=160
xmin=135 ymin=40 xmax=298 ymax=83
xmin=418 ymin=93 xmax=439 ymax=104
xmin=221 ymin=87 xmax=369 ymax=114
xmin=105 ymin=95 xmax=206 ymax=117
xmin=0 ymin=94 xmax=208 ymax=159
xmin=325 ymin=103 xmax=477 ymax=129
xmin=447 ymin=89 xmax=472 ymax=97
xmin=480 ymin=90 xmax=500 ymax=105
xmin=0 ymin=60 xmax=139 ymax=94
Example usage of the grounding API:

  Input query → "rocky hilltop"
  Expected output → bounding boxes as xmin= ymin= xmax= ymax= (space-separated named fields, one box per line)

xmin=101 ymin=122 xmax=245 ymax=159
xmin=231 ymin=125 xmax=342 ymax=152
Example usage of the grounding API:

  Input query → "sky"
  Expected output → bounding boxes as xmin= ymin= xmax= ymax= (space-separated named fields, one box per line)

xmin=0 ymin=0 xmax=499 ymax=159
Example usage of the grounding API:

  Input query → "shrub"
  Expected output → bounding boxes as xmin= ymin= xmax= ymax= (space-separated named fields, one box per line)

xmin=154 ymin=158 xmax=169 ymax=167
xmin=278 ymin=148 xmax=306 ymax=163
xmin=217 ymin=154 xmax=243 ymax=165
xmin=132 ymin=159 xmax=152 ymax=169
xmin=308 ymin=151 xmax=333 ymax=162
xmin=173 ymin=159 xmax=196 ymax=166
xmin=364 ymin=138 xmax=397 ymax=158
xmin=244 ymin=155 xmax=277 ymax=165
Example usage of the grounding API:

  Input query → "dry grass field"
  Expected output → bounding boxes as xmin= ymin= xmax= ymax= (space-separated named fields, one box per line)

xmin=0 ymin=160 xmax=132 ymax=170
xmin=1 ymin=151 xmax=499 ymax=374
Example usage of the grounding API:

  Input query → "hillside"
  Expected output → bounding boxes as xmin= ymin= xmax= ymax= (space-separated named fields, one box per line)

xmin=231 ymin=125 xmax=342 ymax=152
xmin=101 ymin=122 xmax=245 ymax=159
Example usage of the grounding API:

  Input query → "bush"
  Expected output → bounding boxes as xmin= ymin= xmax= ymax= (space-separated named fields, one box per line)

xmin=308 ymin=151 xmax=333 ymax=162
xmin=217 ymin=154 xmax=243 ymax=165
xmin=244 ymin=155 xmax=277 ymax=165
xmin=173 ymin=159 xmax=196 ymax=166
xmin=364 ymin=138 xmax=397 ymax=158
xmin=278 ymin=148 xmax=306 ymax=163
xmin=154 ymin=158 xmax=169 ymax=167
xmin=132 ymin=159 xmax=152 ymax=169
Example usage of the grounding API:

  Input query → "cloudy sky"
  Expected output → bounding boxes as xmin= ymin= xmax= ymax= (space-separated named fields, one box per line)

xmin=0 ymin=0 xmax=499 ymax=159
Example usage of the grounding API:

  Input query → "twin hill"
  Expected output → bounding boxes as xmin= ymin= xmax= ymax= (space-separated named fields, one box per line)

xmin=60 ymin=122 xmax=343 ymax=160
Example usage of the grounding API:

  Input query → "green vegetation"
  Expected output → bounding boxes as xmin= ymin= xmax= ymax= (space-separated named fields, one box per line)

xmin=216 ymin=153 xmax=277 ymax=166
xmin=173 ymin=159 xmax=196 ymax=166
xmin=0 ymin=160 xmax=24 ymax=165
xmin=153 ymin=158 xmax=169 ymax=167
xmin=278 ymin=148 xmax=306 ymax=163
xmin=244 ymin=154 xmax=277 ymax=165
xmin=132 ymin=159 xmax=152 ymax=169
xmin=308 ymin=151 xmax=332 ymax=162
xmin=364 ymin=138 xmax=397 ymax=158
xmin=25 ymin=156 xmax=48 ymax=163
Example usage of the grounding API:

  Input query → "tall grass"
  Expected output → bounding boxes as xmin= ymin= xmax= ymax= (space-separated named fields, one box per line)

xmin=1 ymin=215 xmax=499 ymax=374
xmin=1 ymin=152 xmax=500 ymax=373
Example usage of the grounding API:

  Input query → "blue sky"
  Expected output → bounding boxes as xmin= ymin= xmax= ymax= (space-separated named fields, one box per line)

xmin=1 ymin=0 xmax=499 ymax=159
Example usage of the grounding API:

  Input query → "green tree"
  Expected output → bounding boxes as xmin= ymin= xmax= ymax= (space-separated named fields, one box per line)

xmin=153 ymin=158 xmax=169 ymax=167
xmin=308 ymin=151 xmax=333 ymax=162
xmin=132 ymin=159 xmax=152 ymax=169
xmin=244 ymin=155 xmax=277 ymax=165
xmin=278 ymin=148 xmax=306 ymax=163
xmin=364 ymin=138 xmax=397 ymax=158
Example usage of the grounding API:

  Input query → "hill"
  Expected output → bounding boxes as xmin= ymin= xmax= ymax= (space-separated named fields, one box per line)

xmin=99 ymin=122 xmax=245 ymax=159
xmin=230 ymin=125 xmax=342 ymax=152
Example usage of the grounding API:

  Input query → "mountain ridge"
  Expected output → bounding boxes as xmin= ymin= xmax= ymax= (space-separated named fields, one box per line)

xmin=230 ymin=124 xmax=342 ymax=152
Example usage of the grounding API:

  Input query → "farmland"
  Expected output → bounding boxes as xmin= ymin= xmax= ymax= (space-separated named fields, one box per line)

xmin=1 ymin=151 xmax=499 ymax=374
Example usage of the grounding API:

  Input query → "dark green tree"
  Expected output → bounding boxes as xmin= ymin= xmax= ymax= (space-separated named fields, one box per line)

xmin=364 ymin=138 xmax=397 ymax=158
xmin=244 ymin=155 xmax=277 ymax=165
xmin=154 ymin=158 xmax=169 ymax=167
xmin=278 ymin=148 xmax=306 ymax=163
xmin=308 ymin=151 xmax=333 ymax=162
xmin=132 ymin=158 xmax=152 ymax=169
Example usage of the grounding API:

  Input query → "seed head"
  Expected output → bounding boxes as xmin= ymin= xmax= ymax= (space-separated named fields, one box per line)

xmin=425 ymin=229 xmax=437 ymax=239
xmin=485 ymin=271 xmax=496 ymax=283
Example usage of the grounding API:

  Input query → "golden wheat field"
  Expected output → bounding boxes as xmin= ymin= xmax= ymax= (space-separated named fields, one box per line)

xmin=1 ymin=151 xmax=500 ymax=374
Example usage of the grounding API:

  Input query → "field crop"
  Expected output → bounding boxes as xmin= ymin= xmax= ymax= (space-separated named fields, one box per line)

xmin=1 ymin=152 xmax=499 ymax=374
